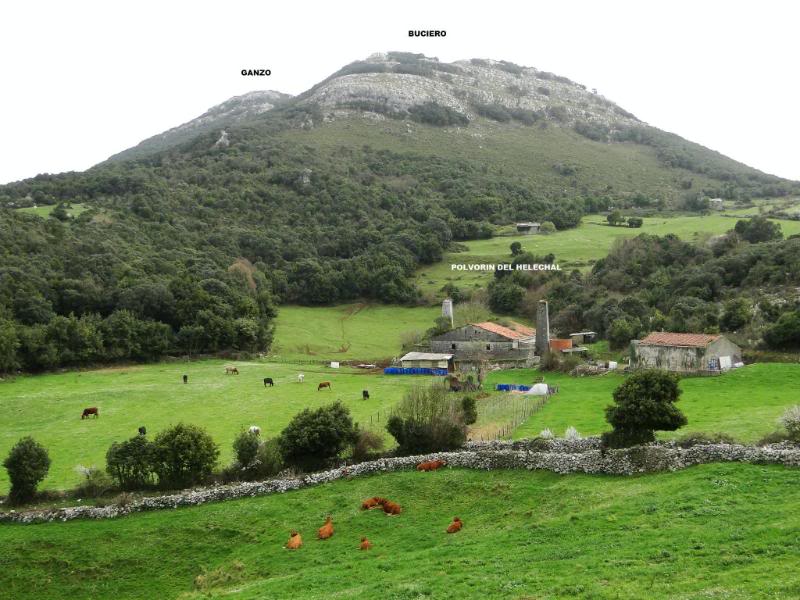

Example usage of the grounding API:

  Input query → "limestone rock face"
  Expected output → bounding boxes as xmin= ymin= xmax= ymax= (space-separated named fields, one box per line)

xmin=298 ymin=54 xmax=639 ymax=130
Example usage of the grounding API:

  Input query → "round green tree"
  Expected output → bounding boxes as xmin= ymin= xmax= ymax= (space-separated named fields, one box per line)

xmin=603 ymin=370 xmax=687 ymax=447
xmin=4 ymin=437 xmax=51 ymax=505
xmin=151 ymin=423 xmax=219 ymax=489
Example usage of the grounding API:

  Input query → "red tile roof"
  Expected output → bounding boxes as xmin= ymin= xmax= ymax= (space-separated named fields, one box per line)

xmin=639 ymin=332 xmax=721 ymax=348
xmin=471 ymin=321 xmax=535 ymax=340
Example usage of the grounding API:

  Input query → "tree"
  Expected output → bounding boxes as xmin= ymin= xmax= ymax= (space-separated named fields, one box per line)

xmin=461 ymin=396 xmax=478 ymax=425
xmin=233 ymin=429 xmax=261 ymax=472
xmin=488 ymin=279 xmax=525 ymax=313
xmin=539 ymin=221 xmax=556 ymax=234
xmin=607 ymin=210 xmax=625 ymax=226
xmin=763 ymin=311 xmax=800 ymax=349
xmin=106 ymin=435 xmax=156 ymax=490
xmin=0 ymin=318 xmax=19 ymax=373
xmin=603 ymin=370 xmax=687 ymax=447
xmin=278 ymin=402 xmax=357 ymax=470
xmin=734 ymin=216 xmax=783 ymax=244
xmin=607 ymin=317 xmax=642 ymax=350
xmin=151 ymin=424 xmax=219 ymax=489
xmin=510 ymin=241 xmax=523 ymax=256
xmin=627 ymin=217 xmax=643 ymax=228
xmin=720 ymin=297 xmax=750 ymax=332
xmin=3 ymin=437 xmax=51 ymax=504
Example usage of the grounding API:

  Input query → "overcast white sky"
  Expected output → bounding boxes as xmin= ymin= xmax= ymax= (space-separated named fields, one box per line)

xmin=1 ymin=0 xmax=798 ymax=184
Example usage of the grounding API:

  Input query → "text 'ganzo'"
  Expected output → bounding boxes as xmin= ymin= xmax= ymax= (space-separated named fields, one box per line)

xmin=241 ymin=69 xmax=271 ymax=76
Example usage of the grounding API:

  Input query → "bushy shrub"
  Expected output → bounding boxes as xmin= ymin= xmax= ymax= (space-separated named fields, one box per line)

xmin=564 ymin=426 xmax=581 ymax=441
xmin=352 ymin=428 xmax=385 ymax=462
xmin=763 ymin=311 xmax=800 ymax=349
xmin=756 ymin=430 xmax=791 ymax=446
xmin=627 ymin=217 xmax=643 ymax=228
xmin=461 ymin=396 xmax=478 ymax=426
xmin=106 ymin=435 xmax=157 ymax=490
xmin=3 ymin=437 xmax=51 ymax=505
xmin=407 ymin=102 xmax=469 ymax=127
xmin=603 ymin=370 xmax=687 ymax=448
xmin=151 ymin=424 xmax=219 ymax=489
xmin=779 ymin=405 xmax=800 ymax=441
xmin=278 ymin=402 xmax=357 ymax=470
xmin=233 ymin=429 xmax=261 ymax=471
xmin=74 ymin=465 xmax=114 ymax=498
xmin=386 ymin=384 xmax=468 ymax=454
xmin=538 ymin=428 xmax=554 ymax=439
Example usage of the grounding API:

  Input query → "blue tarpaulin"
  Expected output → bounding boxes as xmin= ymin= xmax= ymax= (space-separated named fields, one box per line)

xmin=384 ymin=367 xmax=448 ymax=376
xmin=495 ymin=384 xmax=531 ymax=392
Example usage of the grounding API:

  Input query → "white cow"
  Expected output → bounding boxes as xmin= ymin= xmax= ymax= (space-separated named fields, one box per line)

xmin=248 ymin=425 xmax=261 ymax=436
xmin=297 ymin=373 xmax=305 ymax=383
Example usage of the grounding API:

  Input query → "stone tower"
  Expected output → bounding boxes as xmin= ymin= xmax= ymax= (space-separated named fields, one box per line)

xmin=442 ymin=298 xmax=454 ymax=327
xmin=535 ymin=300 xmax=550 ymax=355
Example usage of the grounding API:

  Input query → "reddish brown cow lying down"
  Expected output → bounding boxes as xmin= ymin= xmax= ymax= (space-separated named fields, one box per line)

xmin=416 ymin=459 xmax=446 ymax=471
xmin=318 ymin=516 xmax=334 ymax=539
xmin=446 ymin=517 xmax=463 ymax=533
xmin=360 ymin=496 xmax=386 ymax=510
xmin=359 ymin=536 xmax=373 ymax=550
xmin=285 ymin=531 xmax=302 ymax=549
xmin=381 ymin=500 xmax=402 ymax=516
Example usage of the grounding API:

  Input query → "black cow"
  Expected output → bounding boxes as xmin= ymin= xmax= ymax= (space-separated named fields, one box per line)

xmin=264 ymin=377 xmax=274 ymax=387
xmin=138 ymin=426 xmax=147 ymax=436
xmin=182 ymin=374 xmax=188 ymax=384
xmin=362 ymin=390 xmax=370 ymax=400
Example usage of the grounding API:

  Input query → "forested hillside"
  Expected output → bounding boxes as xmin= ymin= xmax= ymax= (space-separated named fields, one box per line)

xmin=1 ymin=52 xmax=798 ymax=371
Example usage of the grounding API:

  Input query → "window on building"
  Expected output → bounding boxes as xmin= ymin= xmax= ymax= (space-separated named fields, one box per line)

xmin=451 ymin=343 xmax=456 ymax=349
xmin=486 ymin=344 xmax=491 ymax=350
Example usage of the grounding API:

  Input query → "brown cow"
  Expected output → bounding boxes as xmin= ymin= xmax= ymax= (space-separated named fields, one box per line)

xmin=317 ymin=516 xmax=334 ymax=539
xmin=446 ymin=517 xmax=463 ymax=533
xmin=81 ymin=407 xmax=99 ymax=419
xmin=359 ymin=537 xmax=373 ymax=550
xmin=360 ymin=496 xmax=385 ymax=510
xmin=285 ymin=531 xmax=302 ymax=549
xmin=317 ymin=381 xmax=332 ymax=391
xmin=381 ymin=500 xmax=402 ymax=516
xmin=225 ymin=366 xmax=239 ymax=375
xmin=416 ymin=459 xmax=446 ymax=472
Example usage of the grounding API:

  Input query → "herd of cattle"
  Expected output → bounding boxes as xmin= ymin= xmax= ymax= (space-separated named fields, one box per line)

xmin=78 ymin=366 xmax=371 ymax=421
xmin=284 ymin=459 xmax=459 ymax=550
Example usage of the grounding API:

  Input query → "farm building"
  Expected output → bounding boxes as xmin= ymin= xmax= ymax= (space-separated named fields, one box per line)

xmin=515 ymin=222 xmax=541 ymax=234
xmin=570 ymin=331 xmax=597 ymax=345
xmin=430 ymin=321 xmax=536 ymax=368
xmin=630 ymin=332 xmax=742 ymax=373
xmin=399 ymin=352 xmax=454 ymax=371
xmin=709 ymin=197 xmax=724 ymax=210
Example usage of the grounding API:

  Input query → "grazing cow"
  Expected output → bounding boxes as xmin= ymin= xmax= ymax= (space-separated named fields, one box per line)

xmin=248 ymin=425 xmax=261 ymax=436
xmin=182 ymin=374 xmax=188 ymax=384
xmin=138 ymin=426 xmax=147 ymax=436
xmin=359 ymin=537 xmax=373 ymax=550
xmin=381 ymin=500 xmax=402 ymax=516
xmin=285 ymin=531 xmax=302 ymax=550
xmin=360 ymin=496 xmax=385 ymax=510
xmin=362 ymin=390 xmax=370 ymax=400
xmin=317 ymin=516 xmax=334 ymax=540
xmin=317 ymin=381 xmax=331 ymax=391
xmin=446 ymin=517 xmax=463 ymax=534
xmin=297 ymin=373 xmax=305 ymax=383
xmin=225 ymin=366 xmax=239 ymax=375
xmin=417 ymin=459 xmax=446 ymax=472
xmin=81 ymin=407 xmax=99 ymax=419
xmin=263 ymin=377 xmax=274 ymax=387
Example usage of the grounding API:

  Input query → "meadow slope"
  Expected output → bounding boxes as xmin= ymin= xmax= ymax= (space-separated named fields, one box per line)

xmin=1 ymin=465 xmax=799 ymax=599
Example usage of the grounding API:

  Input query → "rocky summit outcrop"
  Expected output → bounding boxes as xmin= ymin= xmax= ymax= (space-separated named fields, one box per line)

xmin=298 ymin=52 xmax=639 ymax=129
xmin=106 ymin=90 xmax=292 ymax=161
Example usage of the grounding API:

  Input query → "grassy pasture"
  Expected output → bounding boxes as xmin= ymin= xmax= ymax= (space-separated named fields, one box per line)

xmin=0 ymin=360 xmax=439 ymax=493
xmin=271 ymin=303 xmax=440 ymax=362
xmin=486 ymin=363 xmax=800 ymax=442
xmin=416 ymin=213 xmax=800 ymax=293
xmin=2 ymin=464 xmax=800 ymax=599
xmin=16 ymin=203 xmax=89 ymax=218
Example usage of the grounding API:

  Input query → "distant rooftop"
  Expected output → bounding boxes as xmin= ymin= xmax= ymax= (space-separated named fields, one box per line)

xmin=472 ymin=321 xmax=535 ymax=340
xmin=400 ymin=352 xmax=454 ymax=361
xmin=638 ymin=332 xmax=721 ymax=348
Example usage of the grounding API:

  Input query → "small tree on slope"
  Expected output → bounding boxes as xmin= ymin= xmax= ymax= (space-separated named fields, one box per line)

xmin=603 ymin=370 xmax=687 ymax=448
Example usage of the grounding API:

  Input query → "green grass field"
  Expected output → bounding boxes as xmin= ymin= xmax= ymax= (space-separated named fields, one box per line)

xmin=0 ymin=360 xmax=437 ymax=493
xmin=271 ymin=303 xmax=440 ymax=362
xmin=2 ymin=464 xmax=799 ymax=599
xmin=488 ymin=363 xmax=800 ymax=442
xmin=416 ymin=213 xmax=800 ymax=293
xmin=16 ymin=203 xmax=89 ymax=218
